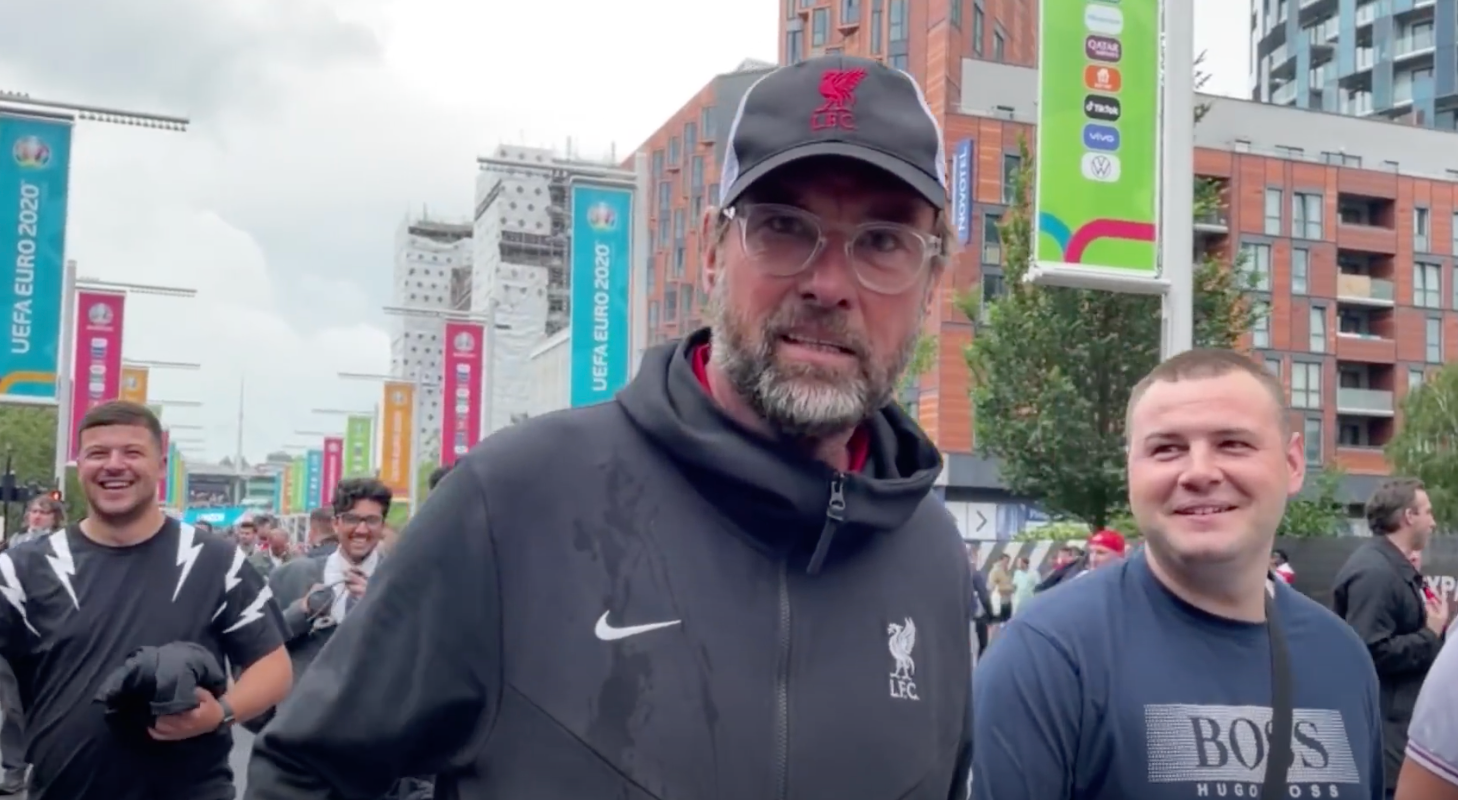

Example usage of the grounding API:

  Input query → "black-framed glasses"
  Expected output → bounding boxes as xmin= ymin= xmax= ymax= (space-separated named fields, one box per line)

xmin=726 ymin=203 xmax=940 ymax=295
xmin=337 ymin=513 xmax=384 ymax=530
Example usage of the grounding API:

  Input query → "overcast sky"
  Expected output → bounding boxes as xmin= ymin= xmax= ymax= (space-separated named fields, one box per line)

xmin=0 ymin=0 xmax=1248 ymax=463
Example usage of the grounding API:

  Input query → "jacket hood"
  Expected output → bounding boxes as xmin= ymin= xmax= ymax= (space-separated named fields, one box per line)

xmin=617 ymin=328 xmax=943 ymax=568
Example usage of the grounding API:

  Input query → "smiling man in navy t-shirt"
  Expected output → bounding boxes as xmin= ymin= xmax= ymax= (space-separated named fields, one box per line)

xmin=973 ymin=349 xmax=1382 ymax=800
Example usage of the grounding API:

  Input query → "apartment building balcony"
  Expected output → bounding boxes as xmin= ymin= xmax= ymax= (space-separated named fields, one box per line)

xmin=1334 ymin=446 xmax=1391 ymax=475
xmin=1335 ymin=273 xmax=1395 ymax=306
xmin=1336 ymin=222 xmax=1398 ymax=254
xmin=1193 ymin=209 xmax=1228 ymax=238
xmin=1335 ymin=387 xmax=1394 ymax=416
xmin=1335 ymin=332 xmax=1397 ymax=364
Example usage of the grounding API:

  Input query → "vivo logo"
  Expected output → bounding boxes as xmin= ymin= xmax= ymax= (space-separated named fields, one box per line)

xmin=1084 ymin=4 xmax=1123 ymax=34
xmin=1082 ymin=124 xmax=1121 ymax=151
xmin=1086 ymin=35 xmax=1122 ymax=62
xmin=1084 ymin=94 xmax=1122 ymax=121
xmin=1081 ymin=152 xmax=1122 ymax=182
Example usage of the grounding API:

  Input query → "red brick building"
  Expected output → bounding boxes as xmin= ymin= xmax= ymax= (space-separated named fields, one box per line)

xmin=629 ymin=3 xmax=1458 ymax=532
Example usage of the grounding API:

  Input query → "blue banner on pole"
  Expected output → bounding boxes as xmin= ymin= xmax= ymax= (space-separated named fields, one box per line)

xmin=952 ymin=139 xmax=974 ymax=245
xmin=0 ymin=113 xmax=72 ymax=403
xmin=305 ymin=448 xmax=323 ymax=508
xmin=569 ymin=183 xmax=633 ymax=407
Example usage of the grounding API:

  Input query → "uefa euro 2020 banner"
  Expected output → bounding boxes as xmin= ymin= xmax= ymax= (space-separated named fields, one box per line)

xmin=569 ymin=183 xmax=632 ymax=408
xmin=0 ymin=112 xmax=73 ymax=404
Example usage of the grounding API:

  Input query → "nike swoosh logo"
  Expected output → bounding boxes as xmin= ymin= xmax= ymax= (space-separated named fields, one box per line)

xmin=594 ymin=611 xmax=681 ymax=641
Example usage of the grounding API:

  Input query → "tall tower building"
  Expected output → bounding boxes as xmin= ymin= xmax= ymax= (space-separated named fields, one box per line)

xmin=1250 ymin=0 xmax=1452 ymax=128
xmin=470 ymin=144 xmax=623 ymax=433
xmin=390 ymin=215 xmax=472 ymax=462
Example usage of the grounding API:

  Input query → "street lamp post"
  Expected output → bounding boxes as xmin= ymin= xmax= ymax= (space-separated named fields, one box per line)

xmin=338 ymin=371 xmax=424 ymax=515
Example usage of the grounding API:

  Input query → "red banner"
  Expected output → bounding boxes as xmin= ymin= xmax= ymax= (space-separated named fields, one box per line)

xmin=321 ymin=436 xmax=343 ymax=507
xmin=441 ymin=322 xmax=483 ymax=465
xmin=157 ymin=428 xmax=169 ymax=504
xmin=69 ymin=290 xmax=126 ymax=459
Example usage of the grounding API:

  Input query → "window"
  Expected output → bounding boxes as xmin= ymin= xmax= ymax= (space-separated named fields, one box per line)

xmin=664 ymin=286 xmax=678 ymax=321
xmin=1002 ymin=154 xmax=1021 ymax=203
xmin=982 ymin=211 xmax=1003 ymax=264
xmin=668 ymin=136 xmax=680 ymax=164
xmin=1264 ymin=357 xmax=1282 ymax=378
xmin=1414 ymin=261 xmax=1441 ymax=308
xmin=950 ymin=0 xmax=962 ymax=28
xmin=812 ymin=8 xmax=829 ymax=46
xmin=1303 ymin=417 xmax=1323 ymax=464
xmin=707 ymin=182 xmax=719 ymax=206
xmin=842 ymin=0 xmax=861 ymax=23
xmin=1309 ymin=306 xmax=1326 ymax=352
xmin=871 ymin=0 xmax=883 ymax=54
xmin=1451 ymin=212 xmax=1458 ymax=255
xmin=673 ymin=209 xmax=685 ymax=241
xmin=1252 ymin=301 xmax=1271 ymax=348
xmin=651 ymin=150 xmax=664 ymax=178
xmin=1264 ymin=188 xmax=1282 ymax=235
xmin=1426 ymin=317 xmax=1442 ymax=362
xmin=1409 ymin=368 xmax=1426 ymax=391
xmin=972 ymin=5 xmax=984 ymax=55
xmin=1242 ymin=243 xmax=1272 ymax=290
xmin=1415 ymin=207 xmax=1431 ymax=252
xmin=683 ymin=122 xmax=697 ymax=156
xmin=889 ymin=54 xmax=908 ymax=69
xmin=691 ymin=156 xmax=704 ymax=192
xmin=1292 ymin=192 xmax=1322 ymax=239
xmin=993 ymin=30 xmax=1005 ymax=61
xmin=1292 ymin=362 xmax=1322 ymax=409
xmin=1291 ymin=248 xmax=1309 ymax=294
xmin=980 ymin=272 xmax=1005 ymax=323
xmin=700 ymin=106 xmax=714 ymax=141
xmin=786 ymin=29 xmax=804 ymax=62
xmin=889 ymin=0 xmax=907 ymax=40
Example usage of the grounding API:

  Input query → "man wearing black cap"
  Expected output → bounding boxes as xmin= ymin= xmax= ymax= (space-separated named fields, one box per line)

xmin=248 ymin=54 xmax=972 ymax=800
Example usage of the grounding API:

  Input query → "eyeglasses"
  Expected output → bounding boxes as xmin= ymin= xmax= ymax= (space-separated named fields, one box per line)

xmin=337 ymin=513 xmax=384 ymax=530
xmin=726 ymin=203 xmax=941 ymax=295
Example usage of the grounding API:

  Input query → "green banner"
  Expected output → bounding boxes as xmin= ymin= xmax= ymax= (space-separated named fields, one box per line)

xmin=289 ymin=457 xmax=306 ymax=512
xmin=1034 ymin=0 xmax=1158 ymax=275
xmin=343 ymin=415 xmax=373 ymax=477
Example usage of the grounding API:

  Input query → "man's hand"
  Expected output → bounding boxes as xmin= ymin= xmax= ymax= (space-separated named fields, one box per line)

xmin=295 ymin=583 xmax=326 ymax=614
xmin=1426 ymin=595 xmax=1450 ymax=635
xmin=344 ymin=568 xmax=368 ymax=599
xmin=149 ymin=688 xmax=225 ymax=741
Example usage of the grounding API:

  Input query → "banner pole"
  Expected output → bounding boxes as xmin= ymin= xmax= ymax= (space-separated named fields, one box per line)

xmin=1159 ymin=0 xmax=1196 ymax=358
xmin=52 ymin=258 xmax=77 ymax=489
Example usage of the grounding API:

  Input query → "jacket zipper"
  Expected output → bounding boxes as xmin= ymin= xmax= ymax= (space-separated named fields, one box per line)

xmin=806 ymin=473 xmax=846 ymax=575
xmin=774 ymin=559 xmax=791 ymax=800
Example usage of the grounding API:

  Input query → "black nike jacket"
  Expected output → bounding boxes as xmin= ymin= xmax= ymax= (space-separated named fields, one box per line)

xmin=246 ymin=329 xmax=974 ymax=800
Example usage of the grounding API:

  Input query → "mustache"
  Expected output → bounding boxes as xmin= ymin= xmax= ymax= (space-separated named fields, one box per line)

xmin=763 ymin=304 xmax=868 ymax=357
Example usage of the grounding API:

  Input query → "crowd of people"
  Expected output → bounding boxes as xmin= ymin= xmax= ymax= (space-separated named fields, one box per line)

xmin=0 ymin=52 xmax=1451 ymax=800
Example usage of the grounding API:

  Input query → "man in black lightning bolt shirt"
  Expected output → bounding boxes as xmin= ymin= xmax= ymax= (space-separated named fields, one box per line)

xmin=0 ymin=401 xmax=292 ymax=799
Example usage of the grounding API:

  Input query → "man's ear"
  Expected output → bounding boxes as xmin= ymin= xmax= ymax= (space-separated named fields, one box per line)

xmin=701 ymin=206 xmax=721 ymax=296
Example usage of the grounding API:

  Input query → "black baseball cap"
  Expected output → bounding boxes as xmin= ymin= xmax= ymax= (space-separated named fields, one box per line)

xmin=718 ymin=54 xmax=947 ymax=211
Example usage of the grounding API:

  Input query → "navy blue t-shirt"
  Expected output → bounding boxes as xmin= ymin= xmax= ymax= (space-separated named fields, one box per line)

xmin=972 ymin=553 xmax=1383 ymax=800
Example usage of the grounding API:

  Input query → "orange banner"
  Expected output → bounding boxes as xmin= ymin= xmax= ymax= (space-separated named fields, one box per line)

xmin=380 ymin=381 xmax=415 ymax=499
xmin=119 ymin=366 xmax=149 ymax=405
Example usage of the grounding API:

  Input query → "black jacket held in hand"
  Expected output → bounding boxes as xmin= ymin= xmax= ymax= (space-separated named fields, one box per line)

xmin=247 ymin=330 xmax=974 ymax=800
xmin=95 ymin=642 xmax=228 ymax=739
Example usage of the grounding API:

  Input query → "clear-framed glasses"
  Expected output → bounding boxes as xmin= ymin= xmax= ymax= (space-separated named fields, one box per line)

xmin=726 ymin=203 xmax=940 ymax=295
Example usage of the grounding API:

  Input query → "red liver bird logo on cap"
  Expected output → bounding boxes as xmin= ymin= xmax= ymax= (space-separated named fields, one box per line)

xmin=811 ymin=68 xmax=867 ymax=131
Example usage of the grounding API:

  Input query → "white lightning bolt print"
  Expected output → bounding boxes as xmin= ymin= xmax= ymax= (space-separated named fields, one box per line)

xmin=173 ymin=522 xmax=204 ymax=602
xmin=222 ymin=584 xmax=273 ymax=634
xmin=0 ymin=554 xmax=37 ymax=636
xmin=43 ymin=530 xmax=78 ymax=610
xmin=224 ymin=546 xmax=246 ymax=594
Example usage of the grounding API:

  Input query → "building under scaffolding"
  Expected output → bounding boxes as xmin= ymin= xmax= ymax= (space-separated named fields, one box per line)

xmin=470 ymin=144 xmax=622 ymax=433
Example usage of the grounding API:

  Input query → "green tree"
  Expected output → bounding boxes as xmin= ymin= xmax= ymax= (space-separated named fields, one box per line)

xmin=959 ymin=97 xmax=1256 ymax=528
xmin=896 ymin=333 xmax=938 ymax=416
xmin=1388 ymin=365 xmax=1458 ymax=528
xmin=1276 ymin=467 xmax=1349 ymax=537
